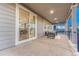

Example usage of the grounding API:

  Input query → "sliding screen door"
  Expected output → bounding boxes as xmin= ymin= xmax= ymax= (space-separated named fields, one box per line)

xmin=19 ymin=8 xmax=29 ymax=41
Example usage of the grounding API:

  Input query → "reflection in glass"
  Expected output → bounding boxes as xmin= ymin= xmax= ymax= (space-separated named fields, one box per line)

xmin=19 ymin=8 xmax=29 ymax=41
xmin=29 ymin=15 xmax=35 ymax=38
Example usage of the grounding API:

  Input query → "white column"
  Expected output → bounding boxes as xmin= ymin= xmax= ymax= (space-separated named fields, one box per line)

xmin=65 ymin=20 xmax=68 ymax=32
xmin=71 ymin=5 xmax=77 ymax=44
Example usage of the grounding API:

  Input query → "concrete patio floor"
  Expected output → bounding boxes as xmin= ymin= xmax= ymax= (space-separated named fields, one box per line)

xmin=0 ymin=34 xmax=75 ymax=56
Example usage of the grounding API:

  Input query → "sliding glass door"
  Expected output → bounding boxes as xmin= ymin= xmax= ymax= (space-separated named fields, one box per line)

xmin=29 ymin=14 xmax=36 ymax=38
xmin=19 ymin=7 xmax=29 ymax=41
xmin=16 ymin=4 xmax=37 ymax=45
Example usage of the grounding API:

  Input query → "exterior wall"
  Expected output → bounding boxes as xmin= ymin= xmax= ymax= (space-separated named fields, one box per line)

xmin=37 ymin=16 xmax=44 ymax=37
xmin=0 ymin=4 xmax=16 ymax=50
xmin=37 ymin=16 xmax=52 ymax=38
xmin=43 ymin=19 xmax=52 ymax=32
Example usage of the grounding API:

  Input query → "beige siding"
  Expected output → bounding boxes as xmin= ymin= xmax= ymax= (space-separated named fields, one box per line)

xmin=0 ymin=4 xmax=16 ymax=50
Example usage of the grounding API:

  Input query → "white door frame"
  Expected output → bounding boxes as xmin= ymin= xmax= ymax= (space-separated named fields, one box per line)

xmin=15 ymin=4 xmax=37 ymax=45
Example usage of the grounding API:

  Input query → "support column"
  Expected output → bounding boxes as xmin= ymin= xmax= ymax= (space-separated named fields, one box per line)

xmin=71 ymin=5 xmax=77 ymax=44
xmin=65 ymin=20 xmax=68 ymax=35
xmin=65 ymin=20 xmax=68 ymax=32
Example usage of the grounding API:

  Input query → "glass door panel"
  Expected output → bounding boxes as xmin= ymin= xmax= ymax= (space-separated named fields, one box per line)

xmin=29 ymin=14 xmax=36 ymax=38
xmin=19 ymin=8 xmax=29 ymax=41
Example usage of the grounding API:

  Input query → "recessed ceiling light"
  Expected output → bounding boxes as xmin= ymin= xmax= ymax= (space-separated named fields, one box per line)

xmin=54 ymin=18 xmax=58 ymax=20
xmin=50 ymin=10 xmax=54 ymax=14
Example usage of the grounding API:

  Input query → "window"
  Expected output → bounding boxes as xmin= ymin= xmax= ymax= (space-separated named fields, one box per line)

xmin=19 ymin=8 xmax=29 ymax=41
xmin=29 ymin=14 xmax=36 ymax=38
